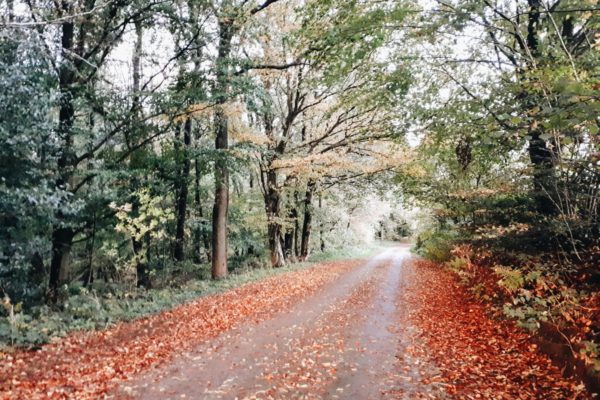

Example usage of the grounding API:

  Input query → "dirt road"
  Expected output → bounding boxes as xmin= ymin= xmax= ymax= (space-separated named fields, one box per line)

xmin=3 ymin=246 xmax=586 ymax=399
xmin=116 ymin=246 xmax=444 ymax=399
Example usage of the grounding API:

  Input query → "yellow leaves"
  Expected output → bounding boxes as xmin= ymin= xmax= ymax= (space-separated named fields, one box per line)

xmin=273 ymin=152 xmax=348 ymax=171
xmin=230 ymin=123 xmax=273 ymax=146
xmin=170 ymin=102 xmax=212 ymax=124
xmin=112 ymin=189 xmax=174 ymax=242
xmin=186 ymin=102 xmax=212 ymax=118
xmin=446 ymin=187 xmax=515 ymax=200
xmin=592 ymin=32 xmax=600 ymax=50
xmin=401 ymin=163 xmax=427 ymax=178
xmin=108 ymin=201 xmax=132 ymax=213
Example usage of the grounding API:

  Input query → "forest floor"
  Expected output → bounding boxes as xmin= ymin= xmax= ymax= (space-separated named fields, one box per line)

xmin=1 ymin=246 xmax=590 ymax=399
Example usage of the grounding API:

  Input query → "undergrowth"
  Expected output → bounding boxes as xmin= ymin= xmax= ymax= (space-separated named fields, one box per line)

xmin=424 ymin=241 xmax=600 ymax=380
xmin=0 ymin=242 xmax=387 ymax=348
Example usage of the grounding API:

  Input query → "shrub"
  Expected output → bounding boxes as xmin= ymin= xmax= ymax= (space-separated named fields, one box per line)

xmin=415 ymin=229 xmax=458 ymax=263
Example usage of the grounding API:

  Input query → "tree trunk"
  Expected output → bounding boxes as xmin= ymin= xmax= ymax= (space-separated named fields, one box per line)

xmin=283 ymin=205 xmax=298 ymax=262
xmin=524 ymin=0 xmax=556 ymax=215
xmin=6 ymin=0 xmax=14 ymax=22
xmin=133 ymin=227 xmax=150 ymax=288
xmin=211 ymin=21 xmax=234 ymax=279
xmin=49 ymin=228 xmax=74 ymax=299
xmin=131 ymin=19 xmax=143 ymax=117
xmin=194 ymin=158 xmax=211 ymax=263
xmin=265 ymin=170 xmax=285 ymax=268
xmin=529 ymin=128 xmax=556 ymax=214
xmin=174 ymin=118 xmax=192 ymax=261
xmin=194 ymin=158 xmax=202 ymax=263
xmin=268 ymin=222 xmax=285 ymax=268
xmin=212 ymin=106 xmax=229 ymax=278
xmin=293 ymin=191 xmax=300 ymax=257
xmin=300 ymin=181 xmax=316 ymax=260
xmin=319 ymin=193 xmax=325 ymax=252
xmin=48 ymin=15 xmax=76 ymax=302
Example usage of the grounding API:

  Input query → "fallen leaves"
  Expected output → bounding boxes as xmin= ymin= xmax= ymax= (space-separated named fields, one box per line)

xmin=4 ymin=252 xmax=588 ymax=399
xmin=0 ymin=260 xmax=358 ymax=400
xmin=402 ymin=259 xmax=591 ymax=399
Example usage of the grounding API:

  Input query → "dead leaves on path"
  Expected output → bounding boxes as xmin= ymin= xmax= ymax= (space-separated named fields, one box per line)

xmin=0 ymin=261 xmax=358 ymax=400
xmin=404 ymin=259 xmax=589 ymax=399
xmin=245 ymin=271 xmax=380 ymax=399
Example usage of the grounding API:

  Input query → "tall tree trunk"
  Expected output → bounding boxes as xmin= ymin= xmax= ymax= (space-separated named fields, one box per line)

xmin=133 ymin=226 xmax=150 ymax=288
xmin=194 ymin=158 xmax=203 ymax=263
xmin=194 ymin=158 xmax=211 ymax=263
xmin=524 ymin=0 xmax=556 ymax=215
xmin=6 ymin=0 xmax=14 ymax=22
xmin=300 ymin=181 xmax=316 ymax=260
xmin=268 ymin=223 xmax=285 ymax=268
xmin=211 ymin=21 xmax=234 ymax=279
xmin=283 ymin=205 xmax=298 ymax=262
xmin=529 ymin=127 xmax=556 ymax=214
xmin=131 ymin=19 xmax=143 ymax=116
xmin=174 ymin=118 xmax=192 ymax=261
xmin=212 ymin=106 xmax=229 ymax=278
xmin=85 ymin=212 xmax=97 ymax=286
xmin=293 ymin=191 xmax=300 ymax=257
xmin=49 ymin=228 xmax=74 ymax=296
xmin=319 ymin=193 xmax=325 ymax=252
xmin=48 ymin=15 xmax=76 ymax=302
xmin=265 ymin=170 xmax=285 ymax=268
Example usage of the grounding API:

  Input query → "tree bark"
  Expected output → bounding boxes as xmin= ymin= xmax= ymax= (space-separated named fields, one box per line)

xmin=194 ymin=158 xmax=203 ymax=263
xmin=300 ymin=181 xmax=316 ymax=260
xmin=293 ymin=191 xmax=300 ymax=257
xmin=133 ymin=227 xmax=150 ymax=288
xmin=194 ymin=158 xmax=211 ymax=263
xmin=130 ymin=19 xmax=149 ymax=287
xmin=283 ymin=205 xmax=298 ymax=262
xmin=528 ymin=127 xmax=556 ymax=214
xmin=49 ymin=227 xmax=74 ymax=298
xmin=174 ymin=118 xmax=192 ymax=261
xmin=265 ymin=170 xmax=285 ymax=268
xmin=132 ymin=19 xmax=143 ymax=117
xmin=211 ymin=21 xmax=234 ymax=279
xmin=524 ymin=0 xmax=556 ymax=215
xmin=212 ymin=105 xmax=229 ymax=278
xmin=6 ymin=0 xmax=14 ymax=22
xmin=48 ymin=14 xmax=76 ymax=302
xmin=319 ymin=193 xmax=325 ymax=252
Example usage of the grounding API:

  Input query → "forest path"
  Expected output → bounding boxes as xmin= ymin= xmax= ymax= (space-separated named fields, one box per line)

xmin=116 ymin=246 xmax=444 ymax=399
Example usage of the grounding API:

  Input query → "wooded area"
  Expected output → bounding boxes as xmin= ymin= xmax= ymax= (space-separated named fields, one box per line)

xmin=0 ymin=0 xmax=598 ymax=391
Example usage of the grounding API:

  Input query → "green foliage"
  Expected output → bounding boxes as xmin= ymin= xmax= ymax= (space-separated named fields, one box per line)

xmin=0 ymin=28 xmax=61 ymax=305
xmin=580 ymin=341 xmax=600 ymax=373
xmin=447 ymin=256 xmax=469 ymax=274
xmin=494 ymin=266 xmax=525 ymax=293
xmin=297 ymin=0 xmax=412 ymax=84
xmin=414 ymin=229 xmax=457 ymax=263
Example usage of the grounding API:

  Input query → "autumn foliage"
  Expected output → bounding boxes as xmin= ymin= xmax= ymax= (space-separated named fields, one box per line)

xmin=404 ymin=259 xmax=590 ymax=399
xmin=0 ymin=261 xmax=358 ymax=399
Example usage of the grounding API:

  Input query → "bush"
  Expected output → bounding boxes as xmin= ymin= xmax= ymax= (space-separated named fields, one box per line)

xmin=415 ymin=229 xmax=458 ymax=263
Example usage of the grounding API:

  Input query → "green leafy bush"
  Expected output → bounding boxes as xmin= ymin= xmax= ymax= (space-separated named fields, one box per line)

xmin=415 ymin=229 xmax=458 ymax=263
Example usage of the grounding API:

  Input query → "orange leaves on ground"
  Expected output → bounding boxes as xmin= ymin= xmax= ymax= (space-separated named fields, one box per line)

xmin=403 ymin=259 xmax=589 ymax=399
xmin=0 ymin=260 xmax=358 ymax=400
